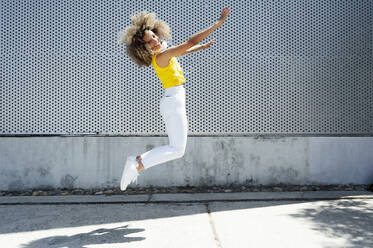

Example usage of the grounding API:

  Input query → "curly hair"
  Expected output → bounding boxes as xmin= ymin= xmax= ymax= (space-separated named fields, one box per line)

xmin=117 ymin=11 xmax=172 ymax=67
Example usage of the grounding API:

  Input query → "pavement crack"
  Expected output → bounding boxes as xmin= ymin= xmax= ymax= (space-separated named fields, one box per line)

xmin=205 ymin=203 xmax=222 ymax=248
xmin=147 ymin=193 xmax=153 ymax=202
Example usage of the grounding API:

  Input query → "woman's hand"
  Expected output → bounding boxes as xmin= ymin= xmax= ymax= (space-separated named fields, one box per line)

xmin=203 ymin=39 xmax=215 ymax=49
xmin=219 ymin=6 xmax=231 ymax=22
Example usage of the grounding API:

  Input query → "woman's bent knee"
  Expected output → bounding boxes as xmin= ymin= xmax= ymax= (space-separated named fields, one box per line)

xmin=173 ymin=147 xmax=186 ymax=159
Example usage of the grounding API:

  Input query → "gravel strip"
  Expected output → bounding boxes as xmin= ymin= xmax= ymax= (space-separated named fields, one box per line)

xmin=0 ymin=184 xmax=372 ymax=197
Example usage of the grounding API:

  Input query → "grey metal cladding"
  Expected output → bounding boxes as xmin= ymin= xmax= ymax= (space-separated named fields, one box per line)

xmin=1 ymin=0 xmax=372 ymax=136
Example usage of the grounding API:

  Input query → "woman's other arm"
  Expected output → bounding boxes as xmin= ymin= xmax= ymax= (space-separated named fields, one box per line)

xmin=179 ymin=39 xmax=215 ymax=56
xmin=156 ymin=7 xmax=230 ymax=66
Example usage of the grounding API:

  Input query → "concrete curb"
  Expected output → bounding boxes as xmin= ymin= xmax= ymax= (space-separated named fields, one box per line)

xmin=0 ymin=191 xmax=372 ymax=205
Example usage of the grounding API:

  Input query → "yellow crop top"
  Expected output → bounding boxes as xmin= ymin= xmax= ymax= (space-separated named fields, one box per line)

xmin=152 ymin=52 xmax=186 ymax=89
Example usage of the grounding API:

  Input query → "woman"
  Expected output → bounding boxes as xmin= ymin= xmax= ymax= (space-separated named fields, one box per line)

xmin=118 ymin=7 xmax=230 ymax=190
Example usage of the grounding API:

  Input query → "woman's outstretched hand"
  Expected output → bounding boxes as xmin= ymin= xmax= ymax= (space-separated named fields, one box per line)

xmin=219 ymin=6 xmax=231 ymax=22
xmin=203 ymin=39 xmax=215 ymax=49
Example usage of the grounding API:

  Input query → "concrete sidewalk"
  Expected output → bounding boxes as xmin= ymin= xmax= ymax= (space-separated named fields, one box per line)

xmin=0 ymin=191 xmax=372 ymax=248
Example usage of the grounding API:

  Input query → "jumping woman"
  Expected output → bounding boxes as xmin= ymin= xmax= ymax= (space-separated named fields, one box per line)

xmin=117 ymin=6 xmax=230 ymax=190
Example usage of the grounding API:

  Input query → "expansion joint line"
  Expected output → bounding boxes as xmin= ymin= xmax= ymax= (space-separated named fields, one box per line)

xmin=205 ymin=203 xmax=222 ymax=248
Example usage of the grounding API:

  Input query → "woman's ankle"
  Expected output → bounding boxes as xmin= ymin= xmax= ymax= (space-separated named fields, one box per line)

xmin=137 ymin=163 xmax=144 ymax=172
xmin=136 ymin=156 xmax=145 ymax=172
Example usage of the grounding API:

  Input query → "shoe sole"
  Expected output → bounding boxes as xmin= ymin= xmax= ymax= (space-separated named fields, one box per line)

xmin=121 ymin=156 xmax=137 ymax=191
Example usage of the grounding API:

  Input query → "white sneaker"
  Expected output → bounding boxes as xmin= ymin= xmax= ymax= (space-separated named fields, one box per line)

xmin=120 ymin=156 xmax=139 ymax=191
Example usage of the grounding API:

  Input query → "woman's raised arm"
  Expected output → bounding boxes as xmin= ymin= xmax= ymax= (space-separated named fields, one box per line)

xmin=156 ymin=7 xmax=230 ymax=66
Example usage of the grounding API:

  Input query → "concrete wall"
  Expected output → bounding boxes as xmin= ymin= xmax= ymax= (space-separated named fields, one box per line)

xmin=0 ymin=136 xmax=372 ymax=191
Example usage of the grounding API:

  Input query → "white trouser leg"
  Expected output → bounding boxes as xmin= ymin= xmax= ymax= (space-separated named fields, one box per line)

xmin=140 ymin=86 xmax=188 ymax=169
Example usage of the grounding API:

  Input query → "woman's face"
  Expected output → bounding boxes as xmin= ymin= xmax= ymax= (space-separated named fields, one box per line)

xmin=143 ymin=30 xmax=162 ymax=52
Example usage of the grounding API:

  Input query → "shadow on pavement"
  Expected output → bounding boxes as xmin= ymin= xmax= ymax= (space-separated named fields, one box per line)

xmin=20 ymin=225 xmax=145 ymax=248
xmin=288 ymin=199 xmax=373 ymax=248
xmin=208 ymin=198 xmax=373 ymax=248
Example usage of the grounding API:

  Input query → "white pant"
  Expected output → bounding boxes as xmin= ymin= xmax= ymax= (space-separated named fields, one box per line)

xmin=140 ymin=84 xmax=188 ymax=169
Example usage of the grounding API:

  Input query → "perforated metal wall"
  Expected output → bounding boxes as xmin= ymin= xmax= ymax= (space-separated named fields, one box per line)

xmin=1 ymin=0 xmax=372 ymax=136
